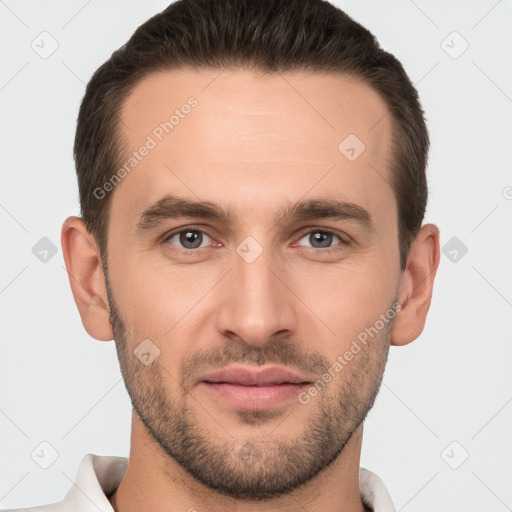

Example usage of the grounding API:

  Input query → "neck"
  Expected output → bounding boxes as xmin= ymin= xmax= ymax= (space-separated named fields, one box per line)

xmin=109 ymin=411 xmax=369 ymax=512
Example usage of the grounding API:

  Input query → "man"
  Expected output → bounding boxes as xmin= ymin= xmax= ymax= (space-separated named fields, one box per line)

xmin=4 ymin=0 xmax=440 ymax=510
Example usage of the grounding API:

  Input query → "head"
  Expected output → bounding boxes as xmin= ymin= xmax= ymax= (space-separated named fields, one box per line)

xmin=62 ymin=0 xmax=440 ymax=501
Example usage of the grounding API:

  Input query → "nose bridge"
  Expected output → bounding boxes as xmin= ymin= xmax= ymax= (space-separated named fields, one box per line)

xmin=215 ymin=239 xmax=296 ymax=346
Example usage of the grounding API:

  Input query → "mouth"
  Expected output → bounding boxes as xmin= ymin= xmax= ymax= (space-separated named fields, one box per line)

xmin=198 ymin=364 xmax=312 ymax=410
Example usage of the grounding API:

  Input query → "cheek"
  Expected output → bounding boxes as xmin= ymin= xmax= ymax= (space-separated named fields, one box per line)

xmin=109 ymin=252 xmax=219 ymax=347
xmin=289 ymin=261 xmax=396 ymax=351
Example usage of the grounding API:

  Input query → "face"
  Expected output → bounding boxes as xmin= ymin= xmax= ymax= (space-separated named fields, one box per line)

xmin=104 ymin=68 xmax=402 ymax=499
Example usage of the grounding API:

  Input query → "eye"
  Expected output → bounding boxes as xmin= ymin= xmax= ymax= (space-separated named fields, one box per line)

xmin=295 ymin=230 xmax=346 ymax=249
xmin=166 ymin=229 xmax=214 ymax=249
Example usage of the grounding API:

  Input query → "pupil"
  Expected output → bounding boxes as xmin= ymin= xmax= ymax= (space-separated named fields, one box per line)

xmin=180 ymin=231 xmax=202 ymax=249
xmin=311 ymin=232 xmax=332 ymax=248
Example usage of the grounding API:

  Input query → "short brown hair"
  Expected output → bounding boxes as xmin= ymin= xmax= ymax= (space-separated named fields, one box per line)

xmin=74 ymin=0 xmax=429 ymax=271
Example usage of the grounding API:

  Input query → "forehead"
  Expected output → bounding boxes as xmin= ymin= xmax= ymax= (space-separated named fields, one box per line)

xmin=114 ymin=67 xmax=394 ymax=222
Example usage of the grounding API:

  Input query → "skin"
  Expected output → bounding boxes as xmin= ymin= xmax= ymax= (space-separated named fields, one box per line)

xmin=61 ymin=68 xmax=440 ymax=512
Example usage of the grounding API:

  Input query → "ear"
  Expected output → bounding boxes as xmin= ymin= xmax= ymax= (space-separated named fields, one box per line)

xmin=61 ymin=216 xmax=114 ymax=341
xmin=391 ymin=223 xmax=440 ymax=346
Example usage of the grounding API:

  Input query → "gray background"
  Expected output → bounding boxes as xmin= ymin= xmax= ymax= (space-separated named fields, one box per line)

xmin=1 ymin=0 xmax=511 ymax=510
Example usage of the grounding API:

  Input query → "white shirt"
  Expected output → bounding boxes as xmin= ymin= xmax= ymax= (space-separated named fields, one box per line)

xmin=1 ymin=454 xmax=396 ymax=512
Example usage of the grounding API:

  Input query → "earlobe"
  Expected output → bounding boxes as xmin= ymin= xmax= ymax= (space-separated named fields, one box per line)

xmin=390 ymin=223 xmax=440 ymax=346
xmin=61 ymin=216 xmax=114 ymax=341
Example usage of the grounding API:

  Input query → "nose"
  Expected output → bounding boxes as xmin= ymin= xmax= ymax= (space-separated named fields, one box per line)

xmin=214 ymin=243 xmax=297 ymax=348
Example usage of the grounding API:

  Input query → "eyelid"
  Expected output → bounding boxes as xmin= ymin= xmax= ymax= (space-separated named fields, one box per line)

xmin=161 ymin=225 xmax=221 ymax=247
xmin=292 ymin=227 xmax=350 ymax=248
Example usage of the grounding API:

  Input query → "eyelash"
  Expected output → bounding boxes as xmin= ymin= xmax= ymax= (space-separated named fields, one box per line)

xmin=162 ymin=226 xmax=349 ymax=251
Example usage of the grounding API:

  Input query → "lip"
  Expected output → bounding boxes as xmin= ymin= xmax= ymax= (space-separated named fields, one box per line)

xmin=199 ymin=364 xmax=312 ymax=386
xmin=197 ymin=364 xmax=313 ymax=410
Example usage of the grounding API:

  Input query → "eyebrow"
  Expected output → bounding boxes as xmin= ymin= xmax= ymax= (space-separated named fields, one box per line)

xmin=136 ymin=194 xmax=373 ymax=233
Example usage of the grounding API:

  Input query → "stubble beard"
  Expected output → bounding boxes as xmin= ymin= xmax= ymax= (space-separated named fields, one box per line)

xmin=104 ymin=268 xmax=393 ymax=501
